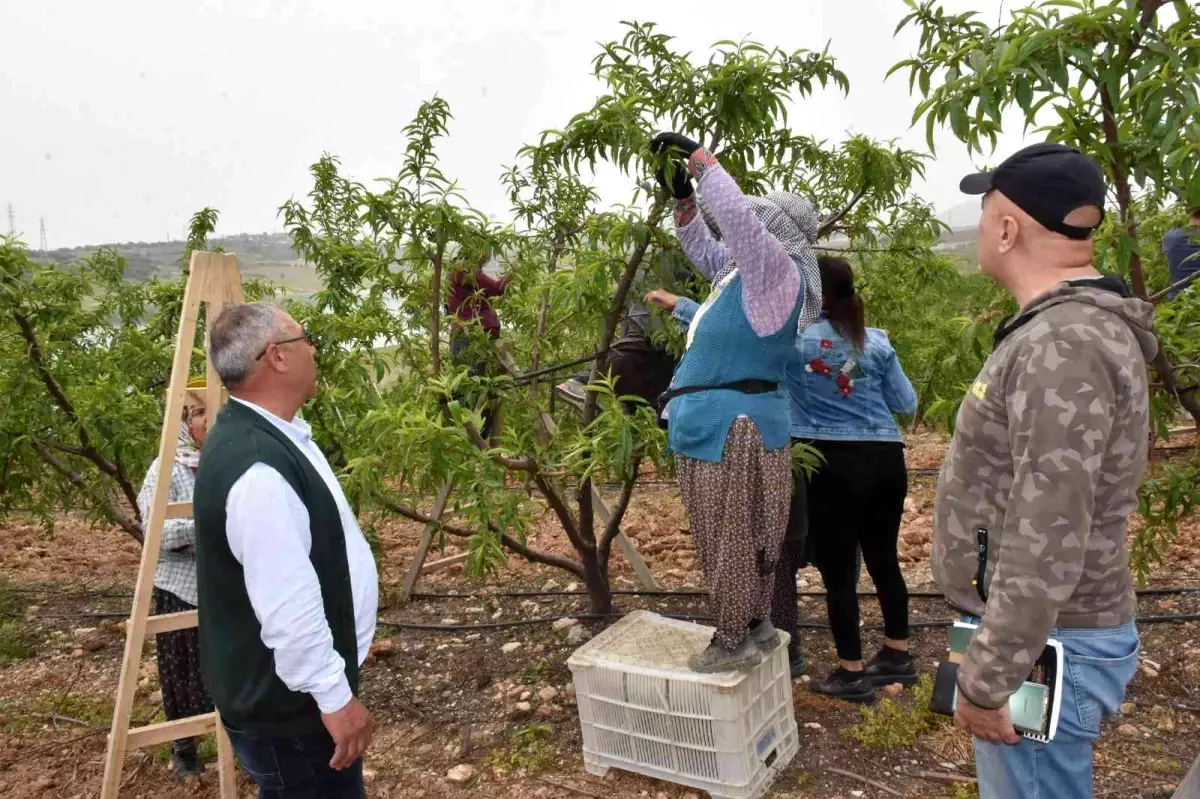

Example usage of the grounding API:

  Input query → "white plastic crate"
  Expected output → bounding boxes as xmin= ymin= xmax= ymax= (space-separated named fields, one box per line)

xmin=567 ymin=610 xmax=798 ymax=799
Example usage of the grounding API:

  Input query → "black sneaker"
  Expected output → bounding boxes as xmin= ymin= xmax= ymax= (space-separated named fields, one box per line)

xmin=810 ymin=667 xmax=876 ymax=703
xmin=789 ymin=651 xmax=809 ymax=678
xmin=863 ymin=646 xmax=918 ymax=687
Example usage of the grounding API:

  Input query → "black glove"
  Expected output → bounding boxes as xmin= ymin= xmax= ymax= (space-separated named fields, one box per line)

xmin=655 ymin=164 xmax=694 ymax=200
xmin=650 ymin=131 xmax=702 ymax=157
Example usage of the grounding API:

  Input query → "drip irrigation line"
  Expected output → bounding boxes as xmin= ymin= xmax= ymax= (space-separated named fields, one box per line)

xmin=11 ymin=584 xmax=1200 ymax=602
xmin=410 ymin=586 xmax=1200 ymax=600
xmin=6 ymin=587 xmax=137 ymax=599
xmin=30 ymin=610 xmax=1200 ymax=631
xmin=378 ymin=612 xmax=1200 ymax=634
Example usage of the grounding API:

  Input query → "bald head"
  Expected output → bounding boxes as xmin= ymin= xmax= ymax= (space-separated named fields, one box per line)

xmin=976 ymin=190 xmax=1100 ymax=301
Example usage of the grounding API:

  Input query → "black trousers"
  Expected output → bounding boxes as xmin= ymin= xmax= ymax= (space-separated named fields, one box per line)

xmin=153 ymin=587 xmax=214 ymax=759
xmin=804 ymin=440 xmax=909 ymax=662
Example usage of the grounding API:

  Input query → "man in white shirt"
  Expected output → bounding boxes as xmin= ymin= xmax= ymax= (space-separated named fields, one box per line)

xmin=193 ymin=302 xmax=379 ymax=798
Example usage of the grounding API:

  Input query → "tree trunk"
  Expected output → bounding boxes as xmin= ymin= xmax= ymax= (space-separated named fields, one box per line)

xmin=579 ymin=546 xmax=613 ymax=615
xmin=1096 ymin=81 xmax=1199 ymax=427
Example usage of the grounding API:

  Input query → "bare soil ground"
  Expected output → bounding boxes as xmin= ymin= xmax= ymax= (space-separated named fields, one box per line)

xmin=0 ymin=434 xmax=1197 ymax=798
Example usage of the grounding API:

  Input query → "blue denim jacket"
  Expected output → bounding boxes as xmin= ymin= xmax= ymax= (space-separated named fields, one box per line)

xmin=785 ymin=318 xmax=917 ymax=443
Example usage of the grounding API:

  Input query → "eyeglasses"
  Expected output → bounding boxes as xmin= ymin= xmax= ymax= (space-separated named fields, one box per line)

xmin=255 ymin=332 xmax=314 ymax=361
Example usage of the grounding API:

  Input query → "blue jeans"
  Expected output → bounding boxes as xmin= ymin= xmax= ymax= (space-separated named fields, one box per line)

xmin=968 ymin=620 xmax=1139 ymax=799
xmin=225 ymin=726 xmax=366 ymax=799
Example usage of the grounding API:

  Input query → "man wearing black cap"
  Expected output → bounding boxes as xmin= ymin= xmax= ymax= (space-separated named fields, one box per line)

xmin=932 ymin=143 xmax=1159 ymax=798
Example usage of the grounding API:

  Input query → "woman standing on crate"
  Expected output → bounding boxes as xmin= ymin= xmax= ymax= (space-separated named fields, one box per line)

xmin=653 ymin=132 xmax=822 ymax=673
xmin=782 ymin=256 xmax=919 ymax=703
xmin=135 ymin=378 xmax=215 ymax=778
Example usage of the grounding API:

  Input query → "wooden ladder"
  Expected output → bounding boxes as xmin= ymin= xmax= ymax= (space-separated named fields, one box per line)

xmin=100 ymin=251 xmax=243 ymax=798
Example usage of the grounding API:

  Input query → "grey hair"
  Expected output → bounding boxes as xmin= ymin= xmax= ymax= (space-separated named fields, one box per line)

xmin=209 ymin=302 xmax=286 ymax=388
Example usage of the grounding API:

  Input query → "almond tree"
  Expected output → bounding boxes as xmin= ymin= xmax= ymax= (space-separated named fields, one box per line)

xmin=895 ymin=0 xmax=1200 ymax=424
xmin=282 ymin=23 xmax=947 ymax=614
xmin=0 ymin=210 xmax=246 ymax=542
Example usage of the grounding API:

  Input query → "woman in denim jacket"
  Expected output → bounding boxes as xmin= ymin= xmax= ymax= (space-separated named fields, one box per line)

xmin=782 ymin=255 xmax=919 ymax=703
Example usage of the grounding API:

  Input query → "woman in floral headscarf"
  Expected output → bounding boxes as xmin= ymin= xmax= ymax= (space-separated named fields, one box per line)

xmin=135 ymin=378 xmax=214 ymax=778
xmin=652 ymin=131 xmax=821 ymax=673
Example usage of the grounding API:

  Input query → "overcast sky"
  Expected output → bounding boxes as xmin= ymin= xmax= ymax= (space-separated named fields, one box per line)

xmin=1 ymin=0 xmax=1030 ymax=249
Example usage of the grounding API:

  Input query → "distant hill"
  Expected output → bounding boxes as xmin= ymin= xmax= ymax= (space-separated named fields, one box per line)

xmin=32 ymin=221 xmax=979 ymax=291
xmin=31 ymin=232 xmax=321 ymax=293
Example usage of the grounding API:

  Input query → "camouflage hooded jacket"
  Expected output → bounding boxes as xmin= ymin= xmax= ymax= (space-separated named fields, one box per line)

xmin=933 ymin=276 xmax=1158 ymax=709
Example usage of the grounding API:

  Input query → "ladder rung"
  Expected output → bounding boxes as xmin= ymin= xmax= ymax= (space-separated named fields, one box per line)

xmin=165 ymin=502 xmax=193 ymax=519
xmin=422 ymin=552 xmax=469 ymax=573
xmin=129 ymin=610 xmax=198 ymax=636
xmin=125 ymin=712 xmax=217 ymax=749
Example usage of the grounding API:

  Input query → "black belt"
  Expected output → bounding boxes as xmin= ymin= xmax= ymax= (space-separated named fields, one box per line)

xmin=657 ymin=379 xmax=778 ymax=410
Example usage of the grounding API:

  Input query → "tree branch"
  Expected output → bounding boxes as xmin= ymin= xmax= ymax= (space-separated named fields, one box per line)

xmin=489 ymin=524 xmax=584 ymax=577
xmin=462 ymin=420 xmax=536 ymax=472
xmin=580 ymin=200 xmax=667 ymax=427
xmin=1151 ymin=349 xmax=1200 ymax=427
xmin=377 ymin=494 xmax=477 ymax=537
xmin=533 ymin=473 xmax=585 ymax=552
xmin=572 ymin=200 xmax=667 ymax=552
xmin=1097 ymin=85 xmax=1146 ymax=297
xmin=817 ymin=183 xmax=869 ymax=240
xmin=600 ymin=458 xmax=641 ymax=555
xmin=1149 ymin=270 xmax=1200 ymax=304
xmin=377 ymin=495 xmax=584 ymax=577
xmin=1136 ymin=0 xmax=1166 ymax=42
xmin=12 ymin=309 xmax=142 ymax=520
xmin=32 ymin=442 xmax=143 ymax=542
xmin=1094 ymin=0 xmax=1165 ymax=299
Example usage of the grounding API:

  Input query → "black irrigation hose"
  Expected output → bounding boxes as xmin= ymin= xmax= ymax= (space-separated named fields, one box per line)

xmin=31 ymin=610 xmax=1200 ymax=631
xmin=11 ymin=585 xmax=1200 ymax=605
xmin=378 ymin=612 xmax=1200 ymax=634
xmin=410 ymin=586 xmax=1200 ymax=600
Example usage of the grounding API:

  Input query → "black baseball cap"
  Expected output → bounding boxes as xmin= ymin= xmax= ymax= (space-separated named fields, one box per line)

xmin=960 ymin=142 xmax=1107 ymax=240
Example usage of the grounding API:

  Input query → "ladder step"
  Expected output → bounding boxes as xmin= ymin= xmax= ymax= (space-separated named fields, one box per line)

xmin=422 ymin=553 xmax=469 ymax=573
xmin=165 ymin=501 xmax=193 ymax=519
xmin=124 ymin=712 xmax=217 ymax=749
xmin=128 ymin=610 xmax=198 ymax=636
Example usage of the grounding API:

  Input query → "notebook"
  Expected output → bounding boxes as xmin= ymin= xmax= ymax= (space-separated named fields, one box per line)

xmin=929 ymin=620 xmax=1064 ymax=743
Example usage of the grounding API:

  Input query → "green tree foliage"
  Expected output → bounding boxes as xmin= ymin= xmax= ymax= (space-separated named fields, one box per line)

xmin=896 ymin=0 xmax=1200 ymax=575
xmin=0 ymin=210 xmax=271 ymax=543
xmin=0 ymin=238 xmax=183 ymax=540
xmin=0 ymin=15 xmax=1193 ymax=596
xmin=277 ymin=23 xmax=945 ymax=613
xmin=895 ymin=0 xmax=1200 ymax=427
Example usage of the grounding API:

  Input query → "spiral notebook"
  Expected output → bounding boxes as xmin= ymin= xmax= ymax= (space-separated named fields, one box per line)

xmin=929 ymin=621 xmax=1064 ymax=743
